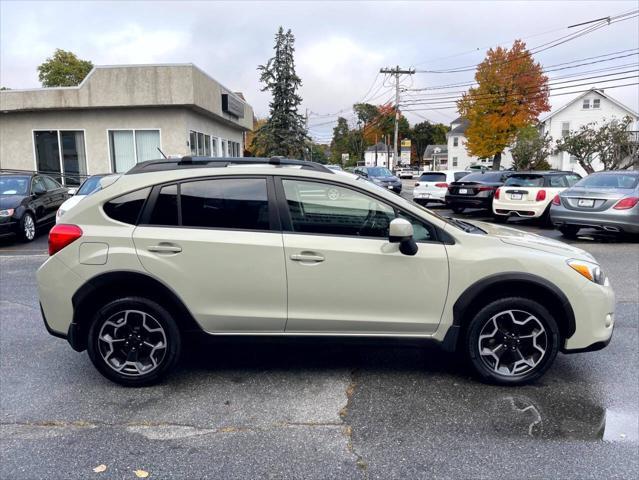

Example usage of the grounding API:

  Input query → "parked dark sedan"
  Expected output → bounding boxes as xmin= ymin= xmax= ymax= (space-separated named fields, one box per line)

xmin=0 ymin=172 xmax=70 ymax=242
xmin=353 ymin=166 xmax=402 ymax=193
xmin=445 ymin=170 xmax=511 ymax=213
xmin=551 ymin=171 xmax=639 ymax=238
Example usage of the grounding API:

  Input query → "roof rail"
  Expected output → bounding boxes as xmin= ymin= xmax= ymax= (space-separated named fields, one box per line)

xmin=126 ymin=156 xmax=334 ymax=174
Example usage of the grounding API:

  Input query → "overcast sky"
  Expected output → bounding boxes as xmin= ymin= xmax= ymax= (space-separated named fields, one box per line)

xmin=1 ymin=0 xmax=638 ymax=142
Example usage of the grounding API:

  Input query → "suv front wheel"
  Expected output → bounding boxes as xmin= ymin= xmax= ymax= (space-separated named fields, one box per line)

xmin=465 ymin=297 xmax=559 ymax=385
xmin=87 ymin=297 xmax=181 ymax=387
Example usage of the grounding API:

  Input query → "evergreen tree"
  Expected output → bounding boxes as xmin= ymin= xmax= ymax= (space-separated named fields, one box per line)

xmin=253 ymin=27 xmax=308 ymax=158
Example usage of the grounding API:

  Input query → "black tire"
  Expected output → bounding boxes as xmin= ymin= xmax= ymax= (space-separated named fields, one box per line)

xmin=18 ymin=212 xmax=36 ymax=242
xmin=539 ymin=205 xmax=553 ymax=227
xmin=87 ymin=297 xmax=181 ymax=387
xmin=451 ymin=206 xmax=465 ymax=214
xmin=559 ymin=225 xmax=580 ymax=239
xmin=464 ymin=297 xmax=559 ymax=386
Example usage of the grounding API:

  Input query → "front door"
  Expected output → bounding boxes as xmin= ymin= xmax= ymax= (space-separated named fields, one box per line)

xmin=277 ymin=178 xmax=449 ymax=335
xmin=133 ymin=176 xmax=287 ymax=333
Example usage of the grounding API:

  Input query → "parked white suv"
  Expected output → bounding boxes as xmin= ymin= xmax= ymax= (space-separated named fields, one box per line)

xmin=413 ymin=170 xmax=471 ymax=205
xmin=38 ymin=157 xmax=614 ymax=387
xmin=493 ymin=171 xmax=582 ymax=224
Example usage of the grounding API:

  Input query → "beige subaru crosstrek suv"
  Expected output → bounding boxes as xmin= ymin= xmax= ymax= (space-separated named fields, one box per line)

xmin=37 ymin=157 xmax=615 ymax=387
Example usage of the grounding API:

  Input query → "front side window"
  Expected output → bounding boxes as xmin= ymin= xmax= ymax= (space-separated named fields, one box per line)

xmin=282 ymin=179 xmax=395 ymax=238
xmin=109 ymin=130 xmax=160 ymax=173
xmin=41 ymin=176 xmax=61 ymax=191
xmin=103 ymin=188 xmax=151 ymax=225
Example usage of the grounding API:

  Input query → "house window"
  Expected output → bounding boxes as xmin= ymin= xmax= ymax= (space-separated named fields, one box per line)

xmin=109 ymin=129 xmax=160 ymax=173
xmin=569 ymin=155 xmax=577 ymax=164
xmin=452 ymin=157 xmax=458 ymax=167
xmin=561 ymin=122 xmax=570 ymax=137
xmin=593 ymin=98 xmax=600 ymax=109
xmin=33 ymin=130 xmax=87 ymax=185
xmin=582 ymin=99 xmax=590 ymax=109
xmin=227 ymin=140 xmax=241 ymax=157
xmin=453 ymin=137 xmax=459 ymax=147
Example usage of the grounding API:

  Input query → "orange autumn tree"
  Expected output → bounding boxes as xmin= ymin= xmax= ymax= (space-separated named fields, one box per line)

xmin=457 ymin=40 xmax=550 ymax=169
xmin=361 ymin=103 xmax=409 ymax=146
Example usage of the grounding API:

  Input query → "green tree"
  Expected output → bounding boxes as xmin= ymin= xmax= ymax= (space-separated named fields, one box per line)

xmin=309 ymin=143 xmax=328 ymax=164
xmin=510 ymin=125 xmax=553 ymax=170
xmin=252 ymin=27 xmax=308 ymax=158
xmin=37 ymin=49 xmax=93 ymax=87
xmin=556 ymin=117 xmax=637 ymax=173
xmin=409 ymin=121 xmax=450 ymax=163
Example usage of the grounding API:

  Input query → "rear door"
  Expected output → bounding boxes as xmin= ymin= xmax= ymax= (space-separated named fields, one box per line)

xmin=132 ymin=176 xmax=287 ymax=333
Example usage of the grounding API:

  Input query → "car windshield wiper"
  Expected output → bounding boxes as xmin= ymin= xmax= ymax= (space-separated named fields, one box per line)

xmin=446 ymin=217 xmax=486 ymax=234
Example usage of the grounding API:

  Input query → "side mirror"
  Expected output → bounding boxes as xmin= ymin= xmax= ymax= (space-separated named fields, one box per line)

xmin=67 ymin=188 xmax=78 ymax=195
xmin=389 ymin=218 xmax=418 ymax=256
xmin=360 ymin=171 xmax=368 ymax=178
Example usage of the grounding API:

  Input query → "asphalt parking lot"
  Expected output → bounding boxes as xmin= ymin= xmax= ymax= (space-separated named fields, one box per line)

xmin=0 ymin=180 xmax=637 ymax=479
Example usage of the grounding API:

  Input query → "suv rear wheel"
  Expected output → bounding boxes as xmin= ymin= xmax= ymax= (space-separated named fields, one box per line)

xmin=464 ymin=297 xmax=559 ymax=385
xmin=87 ymin=297 xmax=181 ymax=387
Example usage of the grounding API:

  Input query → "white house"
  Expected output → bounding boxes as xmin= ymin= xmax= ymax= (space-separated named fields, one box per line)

xmin=364 ymin=142 xmax=410 ymax=168
xmin=540 ymin=88 xmax=639 ymax=176
xmin=446 ymin=117 xmax=513 ymax=170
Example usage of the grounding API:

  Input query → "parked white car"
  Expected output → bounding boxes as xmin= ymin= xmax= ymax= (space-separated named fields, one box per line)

xmin=396 ymin=167 xmax=415 ymax=179
xmin=413 ymin=170 xmax=471 ymax=205
xmin=56 ymin=174 xmax=120 ymax=223
xmin=493 ymin=171 xmax=582 ymax=224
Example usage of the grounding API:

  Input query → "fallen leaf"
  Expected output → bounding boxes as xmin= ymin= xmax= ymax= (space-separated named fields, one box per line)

xmin=93 ymin=464 xmax=107 ymax=473
xmin=134 ymin=469 xmax=149 ymax=478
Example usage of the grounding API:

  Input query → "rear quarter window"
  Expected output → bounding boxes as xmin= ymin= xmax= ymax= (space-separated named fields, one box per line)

xmin=103 ymin=187 xmax=151 ymax=225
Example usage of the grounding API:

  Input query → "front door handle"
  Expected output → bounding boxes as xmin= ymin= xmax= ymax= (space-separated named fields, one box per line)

xmin=148 ymin=243 xmax=182 ymax=254
xmin=290 ymin=252 xmax=325 ymax=263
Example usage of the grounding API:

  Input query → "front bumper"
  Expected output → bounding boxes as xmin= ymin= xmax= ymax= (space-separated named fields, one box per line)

xmin=0 ymin=217 xmax=18 ymax=237
xmin=551 ymin=206 xmax=639 ymax=234
xmin=563 ymin=280 xmax=615 ymax=352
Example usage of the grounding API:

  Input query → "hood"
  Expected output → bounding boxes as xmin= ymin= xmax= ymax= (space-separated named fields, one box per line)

xmin=0 ymin=195 xmax=24 ymax=210
xmin=470 ymin=220 xmax=595 ymax=261
xmin=373 ymin=176 xmax=399 ymax=182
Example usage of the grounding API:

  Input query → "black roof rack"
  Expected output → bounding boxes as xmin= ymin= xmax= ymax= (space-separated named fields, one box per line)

xmin=126 ymin=156 xmax=334 ymax=175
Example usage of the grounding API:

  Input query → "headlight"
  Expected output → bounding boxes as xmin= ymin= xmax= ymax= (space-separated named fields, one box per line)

xmin=0 ymin=208 xmax=15 ymax=217
xmin=567 ymin=259 xmax=607 ymax=285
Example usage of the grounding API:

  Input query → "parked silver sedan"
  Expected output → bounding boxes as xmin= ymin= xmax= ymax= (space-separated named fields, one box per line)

xmin=550 ymin=171 xmax=639 ymax=238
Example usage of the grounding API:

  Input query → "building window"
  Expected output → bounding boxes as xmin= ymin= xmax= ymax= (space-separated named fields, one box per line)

xmin=453 ymin=137 xmax=459 ymax=147
xmin=582 ymin=99 xmax=590 ymax=109
xmin=569 ymin=155 xmax=577 ymax=164
xmin=561 ymin=122 xmax=570 ymax=137
xmin=109 ymin=129 xmax=160 ymax=173
xmin=189 ymin=130 xmax=213 ymax=156
xmin=226 ymin=140 xmax=241 ymax=157
xmin=452 ymin=157 xmax=458 ymax=167
xmin=33 ymin=130 xmax=87 ymax=185
xmin=593 ymin=98 xmax=600 ymax=109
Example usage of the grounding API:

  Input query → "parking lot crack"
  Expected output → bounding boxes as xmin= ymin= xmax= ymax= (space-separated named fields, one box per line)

xmin=339 ymin=368 xmax=369 ymax=479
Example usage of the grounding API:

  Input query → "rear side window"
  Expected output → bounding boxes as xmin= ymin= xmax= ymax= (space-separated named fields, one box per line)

xmin=180 ymin=178 xmax=269 ymax=230
xmin=549 ymin=176 xmax=567 ymax=187
xmin=42 ymin=176 xmax=61 ymax=190
xmin=104 ymin=188 xmax=150 ymax=225
xmin=419 ymin=173 xmax=446 ymax=182
xmin=565 ymin=174 xmax=581 ymax=187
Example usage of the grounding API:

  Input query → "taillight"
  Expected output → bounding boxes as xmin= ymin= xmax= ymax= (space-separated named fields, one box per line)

xmin=48 ymin=224 xmax=83 ymax=255
xmin=435 ymin=182 xmax=448 ymax=188
xmin=478 ymin=186 xmax=495 ymax=192
xmin=613 ymin=196 xmax=639 ymax=210
xmin=536 ymin=190 xmax=546 ymax=202
xmin=494 ymin=188 xmax=501 ymax=199
xmin=552 ymin=194 xmax=561 ymax=206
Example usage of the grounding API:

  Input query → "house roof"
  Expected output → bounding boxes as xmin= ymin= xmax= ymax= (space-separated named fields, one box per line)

xmin=540 ymin=88 xmax=639 ymax=123
xmin=423 ymin=144 xmax=448 ymax=157
xmin=0 ymin=64 xmax=254 ymax=131
xmin=365 ymin=143 xmax=410 ymax=152
xmin=448 ymin=118 xmax=469 ymax=135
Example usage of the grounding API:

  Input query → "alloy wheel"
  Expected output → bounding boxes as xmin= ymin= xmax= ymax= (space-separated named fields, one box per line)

xmin=477 ymin=309 xmax=548 ymax=376
xmin=24 ymin=215 xmax=35 ymax=240
xmin=97 ymin=310 xmax=167 ymax=376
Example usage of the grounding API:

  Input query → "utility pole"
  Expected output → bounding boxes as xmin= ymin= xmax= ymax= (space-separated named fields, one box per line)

xmin=304 ymin=108 xmax=309 ymax=161
xmin=380 ymin=66 xmax=414 ymax=172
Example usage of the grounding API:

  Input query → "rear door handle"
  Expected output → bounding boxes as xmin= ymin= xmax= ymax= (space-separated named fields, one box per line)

xmin=290 ymin=252 xmax=325 ymax=263
xmin=148 ymin=244 xmax=182 ymax=254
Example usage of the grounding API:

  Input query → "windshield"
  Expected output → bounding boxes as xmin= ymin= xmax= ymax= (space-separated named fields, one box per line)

xmin=419 ymin=173 xmax=446 ymax=182
xmin=575 ymin=173 xmax=639 ymax=189
xmin=368 ymin=167 xmax=393 ymax=177
xmin=77 ymin=175 xmax=106 ymax=195
xmin=0 ymin=176 xmax=30 ymax=195
xmin=505 ymin=175 xmax=544 ymax=187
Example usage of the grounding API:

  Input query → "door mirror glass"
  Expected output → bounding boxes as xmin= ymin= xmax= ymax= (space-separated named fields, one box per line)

xmin=389 ymin=218 xmax=418 ymax=256
xmin=67 ymin=188 xmax=78 ymax=195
